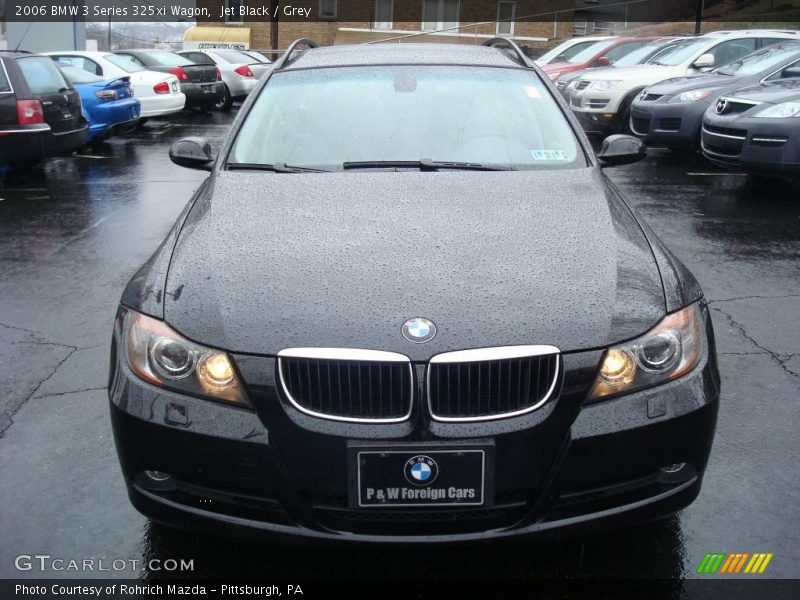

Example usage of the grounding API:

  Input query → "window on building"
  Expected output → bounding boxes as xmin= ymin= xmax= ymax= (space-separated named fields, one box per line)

xmin=422 ymin=0 xmax=459 ymax=32
xmin=374 ymin=0 xmax=394 ymax=30
xmin=320 ymin=0 xmax=337 ymax=19
xmin=226 ymin=0 xmax=244 ymax=24
xmin=496 ymin=2 xmax=515 ymax=36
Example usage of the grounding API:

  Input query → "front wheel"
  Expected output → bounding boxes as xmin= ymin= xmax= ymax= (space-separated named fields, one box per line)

xmin=215 ymin=85 xmax=232 ymax=112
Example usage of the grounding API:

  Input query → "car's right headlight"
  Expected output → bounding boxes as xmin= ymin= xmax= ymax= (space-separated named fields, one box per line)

xmin=670 ymin=89 xmax=714 ymax=103
xmin=588 ymin=302 xmax=704 ymax=401
xmin=753 ymin=101 xmax=800 ymax=119
xmin=120 ymin=307 xmax=250 ymax=407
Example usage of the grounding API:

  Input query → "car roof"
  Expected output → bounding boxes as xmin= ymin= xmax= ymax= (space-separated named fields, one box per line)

xmin=702 ymin=29 xmax=800 ymax=39
xmin=279 ymin=43 xmax=525 ymax=71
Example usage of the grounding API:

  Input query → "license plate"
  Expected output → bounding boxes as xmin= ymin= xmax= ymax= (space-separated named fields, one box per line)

xmin=353 ymin=448 xmax=488 ymax=508
xmin=201 ymin=84 xmax=214 ymax=94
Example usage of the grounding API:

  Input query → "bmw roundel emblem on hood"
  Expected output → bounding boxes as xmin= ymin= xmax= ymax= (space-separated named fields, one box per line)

xmin=404 ymin=455 xmax=438 ymax=486
xmin=402 ymin=317 xmax=436 ymax=343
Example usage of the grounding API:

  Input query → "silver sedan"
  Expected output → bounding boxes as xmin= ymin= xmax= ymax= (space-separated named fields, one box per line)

xmin=178 ymin=49 xmax=271 ymax=111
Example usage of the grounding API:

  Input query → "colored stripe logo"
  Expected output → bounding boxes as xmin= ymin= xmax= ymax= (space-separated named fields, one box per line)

xmin=697 ymin=552 xmax=773 ymax=574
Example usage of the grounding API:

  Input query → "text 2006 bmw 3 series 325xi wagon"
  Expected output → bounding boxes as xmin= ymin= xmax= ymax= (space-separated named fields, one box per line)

xmin=108 ymin=39 xmax=720 ymax=544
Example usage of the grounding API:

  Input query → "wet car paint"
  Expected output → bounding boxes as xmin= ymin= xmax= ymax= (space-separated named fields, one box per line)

xmin=0 ymin=111 xmax=798 ymax=579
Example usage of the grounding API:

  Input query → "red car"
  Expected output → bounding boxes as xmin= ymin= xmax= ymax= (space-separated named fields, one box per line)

xmin=543 ymin=36 xmax=667 ymax=82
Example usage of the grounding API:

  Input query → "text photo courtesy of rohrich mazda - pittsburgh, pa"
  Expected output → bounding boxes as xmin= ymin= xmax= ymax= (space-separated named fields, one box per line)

xmin=1 ymin=2 xmax=799 ymax=600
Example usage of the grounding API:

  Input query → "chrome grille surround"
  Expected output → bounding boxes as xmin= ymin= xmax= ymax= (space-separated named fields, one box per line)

xmin=426 ymin=345 xmax=561 ymax=423
xmin=277 ymin=348 xmax=414 ymax=423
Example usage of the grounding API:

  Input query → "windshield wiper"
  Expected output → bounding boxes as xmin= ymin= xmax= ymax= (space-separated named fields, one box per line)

xmin=226 ymin=162 xmax=329 ymax=173
xmin=342 ymin=159 xmax=512 ymax=171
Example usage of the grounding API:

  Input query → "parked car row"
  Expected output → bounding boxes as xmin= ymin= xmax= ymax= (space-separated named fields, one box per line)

xmin=551 ymin=30 xmax=800 ymax=177
xmin=0 ymin=47 xmax=272 ymax=166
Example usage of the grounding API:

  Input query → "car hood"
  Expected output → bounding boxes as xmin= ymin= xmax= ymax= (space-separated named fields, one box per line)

xmin=163 ymin=169 xmax=666 ymax=361
xmin=647 ymin=73 xmax=740 ymax=95
xmin=726 ymin=78 xmax=800 ymax=104
xmin=580 ymin=64 xmax=683 ymax=84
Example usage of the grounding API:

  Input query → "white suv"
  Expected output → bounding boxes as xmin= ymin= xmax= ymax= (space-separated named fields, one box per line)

xmin=567 ymin=30 xmax=800 ymax=133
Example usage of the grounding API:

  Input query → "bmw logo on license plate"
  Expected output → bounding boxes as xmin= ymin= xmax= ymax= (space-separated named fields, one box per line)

xmin=404 ymin=455 xmax=438 ymax=486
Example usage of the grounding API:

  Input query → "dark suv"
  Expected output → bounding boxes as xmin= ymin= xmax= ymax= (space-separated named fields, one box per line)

xmin=0 ymin=51 xmax=87 ymax=166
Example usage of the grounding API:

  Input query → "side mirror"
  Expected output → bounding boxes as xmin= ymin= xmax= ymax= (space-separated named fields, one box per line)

xmin=169 ymin=137 xmax=214 ymax=171
xmin=782 ymin=66 xmax=800 ymax=79
xmin=597 ymin=134 xmax=647 ymax=167
xmin=692 ymin=53 xmax=715 ymax=70
xmin=592 ymin=56 xmax=611 ymax=68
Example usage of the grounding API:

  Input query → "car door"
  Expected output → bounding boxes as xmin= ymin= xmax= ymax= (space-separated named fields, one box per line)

xmin=16 ymin=55 xmax=83 ymax=133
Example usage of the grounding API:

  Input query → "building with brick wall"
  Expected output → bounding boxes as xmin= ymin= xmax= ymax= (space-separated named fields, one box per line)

xmin=192 ymin=0 xmax=578 ymax=57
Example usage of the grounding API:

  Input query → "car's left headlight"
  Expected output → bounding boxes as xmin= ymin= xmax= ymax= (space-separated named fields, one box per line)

xmin=119 ymin=307 xmax=250 ymax=407
xmin=590 ymin=80 xmax=623 ymax=91
xmin=753 ymin=101 xmax=800 ymax=118
xmin=670 ymin=89 xmax=713 ymax=103
xmin=588 ymin=302 xmax=703 ymax=401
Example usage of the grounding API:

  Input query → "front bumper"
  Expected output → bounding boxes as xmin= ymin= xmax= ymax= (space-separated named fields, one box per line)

xmin=181 ymin=81 xmax=225 ymax=108
xmin=572 ymin=109 xmax=618 ymax=134
xmin=630 ymin=100 xmax=709 ymax=150
xmin=701 ymin=115 xmax=800 ymax=176
xmin=109 ymin=310 xmax=720 ymax=544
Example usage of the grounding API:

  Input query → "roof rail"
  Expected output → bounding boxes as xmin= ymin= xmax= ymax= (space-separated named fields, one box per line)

xmin=482 ymin=37 xmax=532 ymax=68
xmin=272 ymin=38 xmax=320 ymax=70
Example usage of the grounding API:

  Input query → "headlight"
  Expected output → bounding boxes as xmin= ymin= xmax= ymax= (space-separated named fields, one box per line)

xmin=670 ymin=89 xmax=713 ymax=103
xmin=588 ymin=303 xmax=703 ymax=401
xmin=754 ymin=101 xmax=800 ymax=118
xmin=589 ymin=80 xmax=623 ymax=91
xmin=121 ymin=308 xmax=250 ymax=407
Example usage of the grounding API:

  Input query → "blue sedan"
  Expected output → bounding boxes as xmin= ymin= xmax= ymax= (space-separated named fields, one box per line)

xmin=56 ymin=64 xmax=141 ymax=143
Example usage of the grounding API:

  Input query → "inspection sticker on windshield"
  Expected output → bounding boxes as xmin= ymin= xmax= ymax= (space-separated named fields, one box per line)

xmin=531 ymin=149 xmax=568 ymax=161
xmin=523 ymin=85 xmax=542 ymax=99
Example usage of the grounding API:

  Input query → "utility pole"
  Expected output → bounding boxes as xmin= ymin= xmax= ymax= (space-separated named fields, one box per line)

xmin=107 ymin=16 xmax=111 ymax=50
xmin=695 ymin=0 xmax=705 ymax=35
xmin=270 ymin=0 xmax=279 ymax=57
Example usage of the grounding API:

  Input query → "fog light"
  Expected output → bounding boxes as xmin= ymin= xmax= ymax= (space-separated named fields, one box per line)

xmin=660 ymin=463 xmax=685 ymax=474
xmin=145 ymin=470 xmax=172 ymax=482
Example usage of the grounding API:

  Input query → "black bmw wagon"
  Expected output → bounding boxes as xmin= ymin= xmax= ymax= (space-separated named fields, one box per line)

xmin=109 ymin=40 xmax=720 ymax=543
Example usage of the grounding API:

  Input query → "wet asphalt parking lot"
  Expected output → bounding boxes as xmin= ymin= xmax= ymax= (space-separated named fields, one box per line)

xmin=0 ymin=109 xmax=798 ymax=582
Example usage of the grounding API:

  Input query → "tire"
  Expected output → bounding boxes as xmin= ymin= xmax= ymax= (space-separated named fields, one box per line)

xmin=215 ymin=85 xmax=233 ymax=112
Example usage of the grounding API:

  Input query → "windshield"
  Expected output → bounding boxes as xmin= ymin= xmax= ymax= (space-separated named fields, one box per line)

xmin=538 ymin=39 xmax=603 ymax=64
xmin=614 ymin=43 xmax=668 ymax=67
xmin=59 ymin=65 xmax=104 ymax=84
xmin=567 ymin=40 xmax=618 ymax=64
xmin=105 ymin=54 xmax=143 ymax=73
xmin=146 ymin=50 xmax=194 ymax=67
xmin=215 ymin=50 xmax=257 ymax=64
xmin=647 ymin=39 xmax=709 ymax=66
xmin=229 ymin=66 xmax=584 ymax=171
xmin=715 ymin=43 xmax=800 ymax=76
